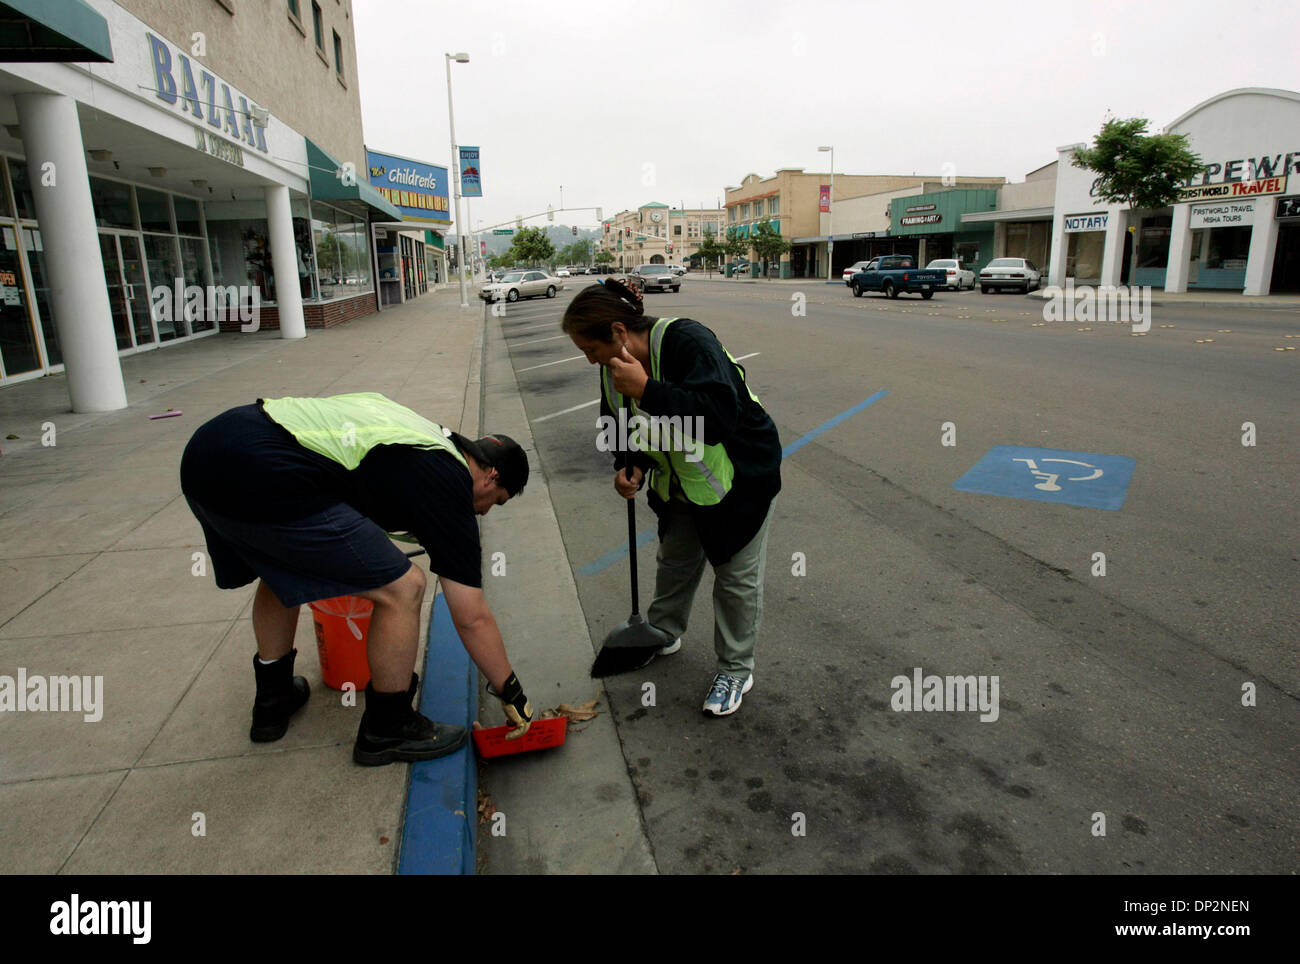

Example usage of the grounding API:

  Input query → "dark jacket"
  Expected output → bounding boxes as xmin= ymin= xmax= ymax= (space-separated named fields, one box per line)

xmin=605 ymin=318 xmax=781 ymax=564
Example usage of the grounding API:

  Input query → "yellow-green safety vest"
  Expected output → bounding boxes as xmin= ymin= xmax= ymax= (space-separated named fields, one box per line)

xmin=600 ymin=318 xmax=759 ymax=506
xmin=261 ymin=393 xmax=468 ymax=472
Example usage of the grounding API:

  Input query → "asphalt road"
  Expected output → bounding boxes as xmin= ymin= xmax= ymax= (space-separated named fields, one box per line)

xmin=483 ymin=275 xmax=1298 ymax=874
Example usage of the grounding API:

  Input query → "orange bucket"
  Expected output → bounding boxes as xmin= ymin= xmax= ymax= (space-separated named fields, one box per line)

xmin=309 ymin=595 xmax=373 ymax=691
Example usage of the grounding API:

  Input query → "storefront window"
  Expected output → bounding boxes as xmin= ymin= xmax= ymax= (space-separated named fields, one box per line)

xmin=90 ymin=177 xmax=135 ymax=229
xmin=0 ymin=225 xmax=42 ymax=375
xmin=1204 ymin=227 xmax=1251 ymax=269
xmin=8 ymin=158 xmax=36 ymax=220
xmin=174 ymin=196 xmax=203 ymax=236
xmin=178 ymin=236 xmax=212 ymax=332
xmin=137 ymin=188 xmax=173 ymax=233
xmin=144 ymin=233 xmax=184 ymax=340
xmin=205 ymin=208 xmax=274 ymax=301
xmin=22 ymin=227 xmax=58 ymax=366
xmin=1066 ymin=232 xmax=1105 ymax=283
xmin=311 ymin=204 xmax=372 ymax=299
xmin=1137 ymin=215 xmax=1172 ymax=268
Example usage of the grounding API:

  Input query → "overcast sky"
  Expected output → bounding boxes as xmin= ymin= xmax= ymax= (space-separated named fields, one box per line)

xmin=353 ymin=0 xmax=1300 ymax=234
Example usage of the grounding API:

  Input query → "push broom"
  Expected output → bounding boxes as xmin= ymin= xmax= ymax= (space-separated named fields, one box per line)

xmin=590 ymin=400 xmax=672 ymax=678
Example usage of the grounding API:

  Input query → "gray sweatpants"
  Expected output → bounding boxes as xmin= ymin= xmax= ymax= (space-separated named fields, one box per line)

xmin=646 ymin=498 xmax=776 ymax=679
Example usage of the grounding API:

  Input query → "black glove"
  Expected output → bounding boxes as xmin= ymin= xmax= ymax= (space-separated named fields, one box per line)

xmin=486 ymin=672 xmax=533 ymax=740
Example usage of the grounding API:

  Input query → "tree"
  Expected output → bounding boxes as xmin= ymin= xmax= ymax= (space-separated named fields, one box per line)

xmin=594 ymin=248 xmax=614 ymax=266
xmin=749 ymin=221 xmax=791 ymax=279
xmin=724 ymin=227 xmax=750 ymax=266
xmin=1071 ymin=117 xmax=1203 ymax=283
xmin=505 ymin=226 xmax=555 ymax=267
xmin=696 ymin=231 xmax=726 ymax=274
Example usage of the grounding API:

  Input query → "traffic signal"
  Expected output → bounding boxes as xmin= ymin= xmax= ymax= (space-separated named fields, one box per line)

xmin=572 ymin=226 xmax=577 ymax=235
xmin=667 ymin=244 xmax=673 ymax=253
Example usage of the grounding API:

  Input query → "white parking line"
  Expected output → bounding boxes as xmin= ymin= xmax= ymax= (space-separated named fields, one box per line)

xmin=533 ymin=398 xmax=599 ymax=423
xmin=512 ymin=334 xmax=569 ymax=347
xmin=519 ymin=354 xmax=584 ymax=372
xmin=733 ymin=352 xmax=760 ymax=361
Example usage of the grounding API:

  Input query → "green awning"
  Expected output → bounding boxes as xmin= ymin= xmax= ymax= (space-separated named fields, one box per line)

xmin=423 ymin=231 xmax=445 ymax=249
xmin=306 ymin=138 xmax=402 ymax=221
xmin=0 ymin=0 xmax=113 ymax=62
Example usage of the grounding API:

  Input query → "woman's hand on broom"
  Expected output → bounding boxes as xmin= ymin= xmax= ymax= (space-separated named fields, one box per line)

xmin=615 ymin=465 xmax=644 ymax=499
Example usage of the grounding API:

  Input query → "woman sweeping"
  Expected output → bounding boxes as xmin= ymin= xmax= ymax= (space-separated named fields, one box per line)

xmin=562 ymin=278 xmax=781 ymax=716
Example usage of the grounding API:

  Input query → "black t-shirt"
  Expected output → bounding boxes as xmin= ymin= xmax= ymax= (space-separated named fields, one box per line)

xmin=180 ymin=403 xmax=483 ymax=587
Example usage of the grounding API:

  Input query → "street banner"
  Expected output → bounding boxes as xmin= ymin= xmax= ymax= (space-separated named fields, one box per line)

xmin=819 ymin=185 xmax=830 ymax=212
xmin=459 ymin=146 xmax=482 ymax=197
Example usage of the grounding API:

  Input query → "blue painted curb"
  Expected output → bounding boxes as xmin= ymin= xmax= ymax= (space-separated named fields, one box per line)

xmin=397 ymin=594 xmax=476 ymax=875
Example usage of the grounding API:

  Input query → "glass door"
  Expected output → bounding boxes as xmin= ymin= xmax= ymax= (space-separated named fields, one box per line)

xmin=118 ymin=235 xmax=155 ymax=347
xmin=99 ymin=233 xmax=133 ymax=350
xmin=99 ymin=231 xmax=156 ymax=349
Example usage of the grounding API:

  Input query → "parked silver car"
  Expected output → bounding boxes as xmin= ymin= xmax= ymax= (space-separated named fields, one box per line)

xmin=979 ymin=258 xmax=1041 ymax=294
xmin=480 ymin=270 xmax=561 ymax=302
xmin=927 ymin=259 xmax=976 ymax=290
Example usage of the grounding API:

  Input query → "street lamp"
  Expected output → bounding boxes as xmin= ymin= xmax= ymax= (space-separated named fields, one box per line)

xmin=819 ymin=145 xmax=834 ymax=281
xmin=445 ymin=51 xmax=470 ymax=308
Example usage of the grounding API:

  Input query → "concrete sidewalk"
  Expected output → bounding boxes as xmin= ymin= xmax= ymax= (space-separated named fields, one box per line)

xmin=0 ymin=289 xmax=485 ymax=873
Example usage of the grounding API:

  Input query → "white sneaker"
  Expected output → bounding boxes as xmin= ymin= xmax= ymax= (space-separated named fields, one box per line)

xmin=659 ymin=636 xmax=682 ymax=656
xmin=702 ymin=673 xmax=753 ymax=716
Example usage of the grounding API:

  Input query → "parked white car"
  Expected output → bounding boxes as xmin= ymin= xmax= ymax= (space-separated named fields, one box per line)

xmin=979 ymin=258 xmax=1041 ymax=293
xmin=667 ymin=263 xmax=686 ymax=276
xmin=479 ymin=270 xmax=561 ymax=302
xmin=927 ymin=259 xmax=976 ymax=290
xmin=556 ymin=268 xmax=571 ymax=277
xmin=842 ymin=260 xmax=873 ymax=285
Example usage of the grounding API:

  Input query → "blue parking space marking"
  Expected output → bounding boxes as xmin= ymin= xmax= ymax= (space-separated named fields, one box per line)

xmin=953 ymin=445 xmax=1136 ymax=510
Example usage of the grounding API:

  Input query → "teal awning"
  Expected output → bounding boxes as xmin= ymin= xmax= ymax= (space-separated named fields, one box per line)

xmin=423 ymin=231 xmax=445 ymax=249
xmin=0 ymin=0 xmax=113 ymax=62
xmin=306 ymin=138 xmax=402 ymax=221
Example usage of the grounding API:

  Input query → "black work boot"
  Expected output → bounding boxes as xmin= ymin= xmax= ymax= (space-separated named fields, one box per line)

xmin=250 ymin=649 xmax=311 ymax=742
xmin=353 ymin=677 xmax=467 ymax=766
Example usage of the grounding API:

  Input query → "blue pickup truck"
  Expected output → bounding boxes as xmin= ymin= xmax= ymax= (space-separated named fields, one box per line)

xmin=849 ymin=255 xmax=947 ymax=300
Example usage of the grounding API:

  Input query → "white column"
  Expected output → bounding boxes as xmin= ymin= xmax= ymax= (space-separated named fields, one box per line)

xmin=1099 ymin=208 xmax=1127 ymax=287
xmin=264 ymin=184 xmax=305 ymax=339
xmin=1164 ymin=204 xmax=1193 ymax=293
xmin=15 ymin=93 xmax=126 ymax=412
xmin=1048 ymin=218 xmax=1067 ymax=286
xmin=1243 ymin=210 xmax=1279 ymax=296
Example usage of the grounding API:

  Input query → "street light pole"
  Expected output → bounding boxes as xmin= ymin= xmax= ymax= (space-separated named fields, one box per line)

xmin=819 ymin=145 xmax=834 ymax=281
xmin=445 ymin=51 xmax=470 ymax=308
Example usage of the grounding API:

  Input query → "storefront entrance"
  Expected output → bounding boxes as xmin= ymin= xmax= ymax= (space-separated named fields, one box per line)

xmin=99 ymin=230 xmax=155 ymax=350
xmin=1270 ymin=223 xmax=1300 ymax=293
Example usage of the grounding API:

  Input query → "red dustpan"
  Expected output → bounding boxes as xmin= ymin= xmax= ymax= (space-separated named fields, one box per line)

xmin=472 ymin=716 xmax=568 ymax=758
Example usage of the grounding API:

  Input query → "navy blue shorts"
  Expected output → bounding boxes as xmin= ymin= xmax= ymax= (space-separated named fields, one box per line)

xmin=185 ymin=496 xmax=412 ymax=607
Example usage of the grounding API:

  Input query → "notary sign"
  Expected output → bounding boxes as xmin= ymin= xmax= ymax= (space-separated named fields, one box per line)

xmin=1063 ymin=213 xmax=1108 ymax=233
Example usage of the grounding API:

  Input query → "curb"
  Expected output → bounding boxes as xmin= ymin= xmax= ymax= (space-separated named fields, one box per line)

xmin=396 ymin=594 xmax=477 ymax=875
xmin=1024 ymin=290 xmax=1300 ymax=310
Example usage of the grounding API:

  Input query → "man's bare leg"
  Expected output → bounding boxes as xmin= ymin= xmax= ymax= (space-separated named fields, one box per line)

xmin=355 ymin=564 xmax=426 ymax=692
xmin=252 ymin=580 xmax=300 ymax=660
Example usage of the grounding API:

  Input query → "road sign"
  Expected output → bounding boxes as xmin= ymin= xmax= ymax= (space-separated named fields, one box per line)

xmin=952 ymin=446 xmax=1136 ymax=510
xmin=493 ymin=229 xmax=514 ymax=235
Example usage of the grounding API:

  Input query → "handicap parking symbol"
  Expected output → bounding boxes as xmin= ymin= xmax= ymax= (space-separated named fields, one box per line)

xmin=952 ymin=446 xmax=1137 ymax=510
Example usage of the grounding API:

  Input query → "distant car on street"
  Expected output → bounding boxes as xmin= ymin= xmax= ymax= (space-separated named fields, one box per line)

xmin=842 ymin=260 xmax=873 ymax=285
xmin=848 ymin=255 xmax=947 ymax=299
xmin=556 ymin=268 xmax=571 ymax=277
xmin=927 ymin=259 xmax=976 ymax=290
xmin=979 ymin=258 xmax=1041 ymax=293
xmin=480 ymin=269 xmax=561 ymax=303
xmin=729 ymin=260 xmax=751 ymax=277
xmin=632 ymin=264 xmax=680 ymax=292
xmin=667 ymin=263 xmax=686 ymax=276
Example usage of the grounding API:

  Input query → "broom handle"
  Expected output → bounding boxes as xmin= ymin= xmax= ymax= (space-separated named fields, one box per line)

xmin=626 ymin=466 xmax=639 ymax=615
